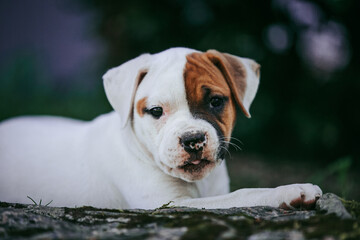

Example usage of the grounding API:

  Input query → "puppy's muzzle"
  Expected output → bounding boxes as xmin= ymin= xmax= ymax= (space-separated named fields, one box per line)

xmin=180 ymin=132 xmax=207 ymax=163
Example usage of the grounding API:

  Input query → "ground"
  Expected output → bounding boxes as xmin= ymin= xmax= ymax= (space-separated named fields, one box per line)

xmin=1 ymin=193 xmax=359 ymax=239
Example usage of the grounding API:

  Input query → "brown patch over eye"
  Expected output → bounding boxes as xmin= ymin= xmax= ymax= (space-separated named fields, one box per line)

xmin=183 ymin=52 xmax=237 ymax=140
xmin=136 ymin=97 xmax=148 ymax=117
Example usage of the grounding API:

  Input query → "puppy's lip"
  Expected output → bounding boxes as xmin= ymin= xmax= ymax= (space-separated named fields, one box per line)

xmin=178 ymin=159 xmax=211 ymax=170
xmin=192 ymin=160 xmax=201 ymax=165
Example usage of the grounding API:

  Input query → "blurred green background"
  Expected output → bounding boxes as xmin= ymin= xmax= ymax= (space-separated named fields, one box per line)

xmin=0 ymin=0 xmax=359 ymax=200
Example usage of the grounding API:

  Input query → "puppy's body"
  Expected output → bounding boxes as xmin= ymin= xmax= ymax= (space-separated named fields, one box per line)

xmin=0 ymin=112 xmax=229 ymax=208
xmin=0 ymin=48 xmax=321 ymax=209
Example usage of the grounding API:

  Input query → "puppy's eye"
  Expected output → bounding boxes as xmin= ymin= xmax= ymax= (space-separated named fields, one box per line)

xmin=209 ymin=97 xmax=224 ymax=108
xmin=147 ymin=107 xmax=163 ymax=119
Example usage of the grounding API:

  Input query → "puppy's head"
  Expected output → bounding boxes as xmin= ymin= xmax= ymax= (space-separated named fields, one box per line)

xmin=103 ymin=48 xmax=260 ymax=182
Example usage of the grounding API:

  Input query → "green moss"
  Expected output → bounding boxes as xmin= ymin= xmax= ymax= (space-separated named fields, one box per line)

xmin=42 ymin=203 xmax=360 ymax=239
xmin=225 ymin=214 xmax=356 ymax=240
xmin=7 ymin=227 xmax=53 ymax=237
xmin=63 ymin=206 xmax=126 ymax=224
xmin=0 ymin=201 xmax=27 ymax=209
xmin=3 ymin=201 xmax=359 ymax=239
xmin=182 ymin=222 xmax=228 ymax=239
xmin=341 ymin=199 xmax=360 ymax=218
xmin=155 ymin=201 xmax=175 ymax=210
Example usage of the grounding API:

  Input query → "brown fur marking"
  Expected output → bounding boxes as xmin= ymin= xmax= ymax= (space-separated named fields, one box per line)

xmin=184 ymin=52 xmax=237 ymax=139
xmin=204 ymin=50 xmax=250 ymax=118
xmin=136 ymin=97 xmax=148 ymax=117
xmin=280 ymin=196 xmax=318 ymax=210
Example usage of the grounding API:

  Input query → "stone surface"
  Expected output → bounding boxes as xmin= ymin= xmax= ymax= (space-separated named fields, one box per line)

xmin=316 ymin=193 xmax=352 ymax=219
xmin=0 ymin=193 xmax=359 ymax=239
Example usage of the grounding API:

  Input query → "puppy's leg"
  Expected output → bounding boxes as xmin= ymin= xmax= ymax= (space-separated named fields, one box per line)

xmin=173 ymin=183 xmax=322 ymax=209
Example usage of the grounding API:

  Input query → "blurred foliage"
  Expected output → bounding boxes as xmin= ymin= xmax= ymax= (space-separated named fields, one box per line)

xmin=1 ymin=0 xmax=359 ymax=168
xmin=0 ymin=51 xmax=111 ymax=121
xmin=78 ymin=0 xmax=360 ymax=164
xmin=310 ymin=156 xmax=353 ymax=198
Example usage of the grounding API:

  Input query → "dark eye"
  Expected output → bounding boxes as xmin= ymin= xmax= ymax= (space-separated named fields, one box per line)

xmin=209 ymin=97 xmax=224 ymax=108
xmin=147 ymin=107 xmax=163 ymax=119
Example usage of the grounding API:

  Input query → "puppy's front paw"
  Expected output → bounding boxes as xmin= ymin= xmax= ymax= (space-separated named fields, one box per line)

xmin=275 ymin=184 xmax=322 ymax=210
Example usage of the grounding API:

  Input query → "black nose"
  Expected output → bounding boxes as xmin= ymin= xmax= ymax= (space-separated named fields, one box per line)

xmin=180 ymin=132 xmax=206 ymax=153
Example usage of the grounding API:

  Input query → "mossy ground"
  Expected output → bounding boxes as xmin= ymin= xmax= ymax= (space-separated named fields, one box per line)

xmin=1 ymin=198 xmax=359 ymax=239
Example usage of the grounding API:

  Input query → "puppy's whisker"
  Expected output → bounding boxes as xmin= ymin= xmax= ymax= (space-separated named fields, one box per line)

xmin=228 ymin=142 xmax=242 ymax=151
xmin=220 ymin=140 xmax=242 ymax=151
xmin=225 ymin=140 xmax=241 ymax=150
xmin=221 ymin=140 xmax=238 ymax=150
xmin=230 ymin=137 xmax=243 ymax=146
xmin=220 ymin=136 xmax=243 ymax=146
xmin=219 ymin=145 xmax=232 ymax=159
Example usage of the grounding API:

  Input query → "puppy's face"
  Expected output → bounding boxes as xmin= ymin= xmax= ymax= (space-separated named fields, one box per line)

xmin=104 ymin=48 xmax=260 ymax=182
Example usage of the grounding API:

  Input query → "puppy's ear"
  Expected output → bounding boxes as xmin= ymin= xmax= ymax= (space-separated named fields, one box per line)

xmin=103 ymin=53 xmax=152 ymax=127
xmin=205 ymin=50 xmax=260 ymax=118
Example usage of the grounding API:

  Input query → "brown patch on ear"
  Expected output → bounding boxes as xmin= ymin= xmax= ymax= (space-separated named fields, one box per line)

xmin=184 ymin=52 xmax=237 ymax=140
xmin=136 ymin=97 xmax=148 ymax=117
xmin=205 ymin=50 xmax=250 ymax=118
xmin=138 ymin=71 xmax=148 ymax=85
xmin=130 ymin=70 xmax=148 ymax=120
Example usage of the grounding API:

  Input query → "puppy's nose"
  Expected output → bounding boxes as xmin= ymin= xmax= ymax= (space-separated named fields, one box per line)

xmin=180 ymin=132 xmax=206 ymax=153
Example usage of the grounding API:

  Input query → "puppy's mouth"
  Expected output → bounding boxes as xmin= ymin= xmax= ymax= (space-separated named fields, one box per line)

xmin=178 ymin=158 xmax=211 ymax=173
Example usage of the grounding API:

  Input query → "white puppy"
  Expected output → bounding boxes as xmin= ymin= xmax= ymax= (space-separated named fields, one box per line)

xmin=0 ymin=48 xmax=322 ymax=209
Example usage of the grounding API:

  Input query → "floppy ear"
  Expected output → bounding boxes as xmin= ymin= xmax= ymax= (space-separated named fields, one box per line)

xmin=103 ymin=53 xmax=152 ymax=128
xmin=205 ymin=50 xmax=260 ymax=118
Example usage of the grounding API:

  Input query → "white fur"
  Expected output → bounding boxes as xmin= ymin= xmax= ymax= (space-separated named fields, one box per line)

xmin=132 ymin=50 xmax=221 ymax=181
xmin=0 ymin=47 xmax=321 ymax=209
xmin=235 ymin=57 xmax=260 ymax=118
xmin=103 ymin=53 xmax=152 ymax=127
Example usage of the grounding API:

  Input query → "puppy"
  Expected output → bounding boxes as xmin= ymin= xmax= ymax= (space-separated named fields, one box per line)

xmin=0 ymin=48 xmax=322 ymax=209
